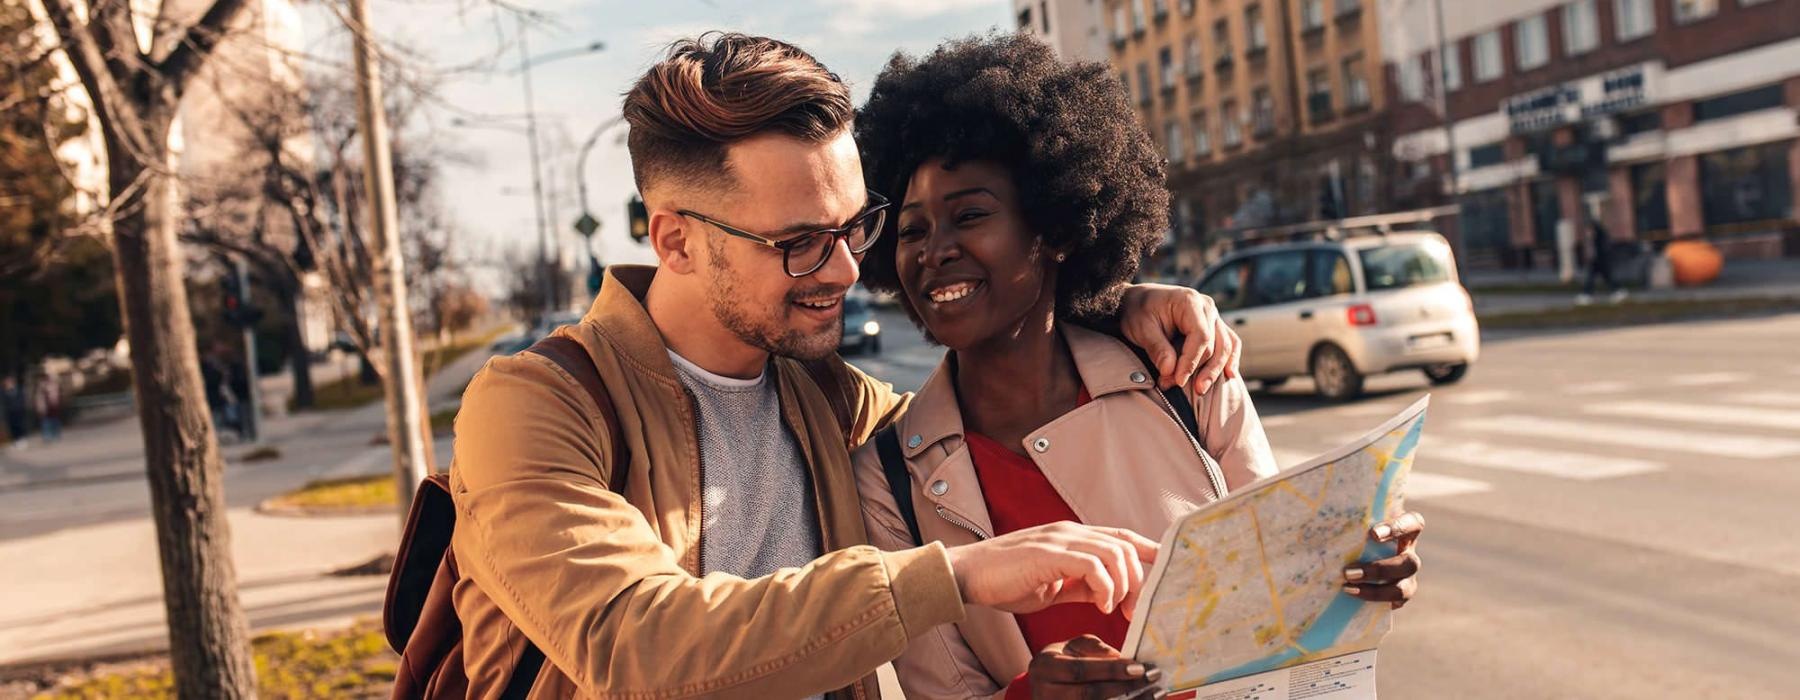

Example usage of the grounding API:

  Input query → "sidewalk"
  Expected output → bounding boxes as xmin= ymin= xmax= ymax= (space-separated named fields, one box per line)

xmin=1468 ymin=258 xmax=1800 ymax=316
xmin=0 ymin=343 xmax=498 ymax=669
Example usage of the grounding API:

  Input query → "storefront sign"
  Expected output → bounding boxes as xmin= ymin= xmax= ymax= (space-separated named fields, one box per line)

xmin=1504 ymin=62 xmax=1661 ymax=134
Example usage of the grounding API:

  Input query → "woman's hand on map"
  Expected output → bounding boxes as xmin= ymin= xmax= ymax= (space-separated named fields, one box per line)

xmin=1344 ymin=511 xmax=1425 ymax=609
xmin=1026 ymin=635 xmax=1167 ymax=700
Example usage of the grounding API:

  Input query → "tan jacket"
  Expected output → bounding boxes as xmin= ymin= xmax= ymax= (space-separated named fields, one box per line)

xmin=449 ymin=265 xmax=965 ymax=699
xmin=852 ymin=324 xmax=1278 ymax=699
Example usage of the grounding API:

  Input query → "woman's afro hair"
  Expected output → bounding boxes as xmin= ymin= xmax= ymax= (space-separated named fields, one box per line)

xmin=854 ymin=32 xmax=1169 ymax=321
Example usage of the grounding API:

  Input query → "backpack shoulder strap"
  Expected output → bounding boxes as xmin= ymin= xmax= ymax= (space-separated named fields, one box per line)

xmin=526 ymin=335 xmax=627 ymax=494
xmin=800 ymin=356 xmax=855 ymax=440
xmin=874 ymin=425 xmax=924 ymax=546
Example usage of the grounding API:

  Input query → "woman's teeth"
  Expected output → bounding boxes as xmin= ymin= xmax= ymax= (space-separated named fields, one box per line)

xmin=929 ymin=282 xmax=978 ymax=304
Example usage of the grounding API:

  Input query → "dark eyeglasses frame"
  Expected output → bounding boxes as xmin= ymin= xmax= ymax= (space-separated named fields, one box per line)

xmin=678 ymin=191 xmax=891 ymax=278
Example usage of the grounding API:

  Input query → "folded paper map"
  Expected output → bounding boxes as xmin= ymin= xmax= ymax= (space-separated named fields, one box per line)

xmin=1121 ymin=397 xmax=1429 ymax=699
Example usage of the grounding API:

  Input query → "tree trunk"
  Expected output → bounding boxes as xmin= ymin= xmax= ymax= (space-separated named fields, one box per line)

xmin=109 ymin=113 xmax=258 ymax=698
xmin=279 ymin=278 xmax=314 ymax=409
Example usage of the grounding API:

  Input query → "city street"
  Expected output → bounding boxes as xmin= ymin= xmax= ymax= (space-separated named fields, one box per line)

xmin=851 ymin=307 xmax=1800 ymax=699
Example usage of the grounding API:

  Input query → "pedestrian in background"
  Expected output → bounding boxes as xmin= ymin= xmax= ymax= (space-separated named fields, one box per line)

xmin=1577 ymin=215 xmax=1627 ymax=306
xmin=33 ymin=372 xmax=63 ymax=443
xmin=1 ymin=376 xmax=25 ymax=445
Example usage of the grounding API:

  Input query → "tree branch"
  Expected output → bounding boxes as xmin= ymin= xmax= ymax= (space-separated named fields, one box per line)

xmin=35 ymin=0 xmax=151 ymax=161
xmin=156 ymin=0 xmax=252 ymax=94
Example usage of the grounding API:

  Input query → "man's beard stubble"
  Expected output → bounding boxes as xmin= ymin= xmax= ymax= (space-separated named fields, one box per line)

xmin=706 ymin=245 xmax=845 ymax=361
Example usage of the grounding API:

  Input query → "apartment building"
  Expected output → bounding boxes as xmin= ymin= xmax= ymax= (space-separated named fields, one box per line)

xmin=1103 ymin=0 xmax=1392 ymax=277
xmin=1014 ymin=0 xmax=1113 ymax=61
xmin=1384 ymin=0 xmax=1800 ymax=268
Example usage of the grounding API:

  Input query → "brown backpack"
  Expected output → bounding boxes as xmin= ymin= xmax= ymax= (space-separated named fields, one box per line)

xmin=382 ymin=336 xmax=856 ymax=699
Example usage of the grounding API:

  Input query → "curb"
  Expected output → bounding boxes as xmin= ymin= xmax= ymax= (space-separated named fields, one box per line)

xmin=253 ymin=499 xmax=397 ymax=518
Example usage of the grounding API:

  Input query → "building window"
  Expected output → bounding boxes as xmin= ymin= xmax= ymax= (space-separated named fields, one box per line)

xmin=1562 ymin=0 xmax=1599 ymax=55
xmin=1467 ymin=142 xmax=1506 ymax=169
xmin=1132 ymin=0 xmax=1146 ymax=33
xmin=1673 ymin=0 xmax=1718 ymax=24
xmin=1192 ymin=111 xmax=1212 ymax=156
xmin=1307 ymin=68 xmax=1333 ymax=121
xmin=1246 ymin=5 xmax=1268 ymax=52
xmin=1166 ymin=120 xmax=1184 ymax=162
xmin=1137 ymin=63 xmax=1153 ymax=105
xmin=1631 ymin=162 xmax=1669 ymax=233
xmin=1041 ymin=0 xmax=1050 ymax=32
xmin=1700 ymin=141 xmax=1794 ymax=225
xmin=1112 ymin=5 xmax=1129 ymax=43
xmin=1214 ymin=20 xmax=1234 ymax=68
xmin=1018 ymin=6 xmax=1033 ymax=30
xmin=1252 ymin=87 xmax=1275 ymax=136
xmin=1398 ymin=55 xmax=1426 ymax=102
xmin=1336 ymin=0 xmax=1362 ymax=17
xmin=1222 ymin=100 xmax=1243 ymax=146
xmin=1615 ymin=0 xmax=1656 ymax=40
xmin=1301 ymin=0 xmax=1326 ymax=30
xmin=1473 ymin=30 xmax=1503 ymax=82
xmin=1185 ymin=36 xmax=1204 ymax=79
xmin=1153 ymin=0 xmax=1169 ymax=20
xmin=1438 ymin=44 xmax=1462 ymax=92
xmin=1180 ymin=0 xmax=1195 ymax=16
xmin=1159 ymin=47 xmax=1177 ymax=91
xmin=1619 ymin=110 xmax=1661 ymax=136
xmin=1694 ymin=84 xmax=1787 ymax=122
xmin=1515 ymin=14 xmax=1549 ymax=70
xmin=1342 ymin=55 xmax=1370 ymax=108
xmin=1119 ymin=69 xmax=1132 ymax=102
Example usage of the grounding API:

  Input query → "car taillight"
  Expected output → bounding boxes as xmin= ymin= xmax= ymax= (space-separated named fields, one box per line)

xmin=1347 ymin=303 xmax=1378 ymax=327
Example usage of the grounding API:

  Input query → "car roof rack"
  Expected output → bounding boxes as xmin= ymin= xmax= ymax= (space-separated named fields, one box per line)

xmin=1218 ymin=205 xmax=1460 ymax=253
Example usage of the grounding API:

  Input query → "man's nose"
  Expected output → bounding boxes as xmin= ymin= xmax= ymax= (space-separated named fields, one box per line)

xmin=813 ymin=236 xmax=860 ymax=287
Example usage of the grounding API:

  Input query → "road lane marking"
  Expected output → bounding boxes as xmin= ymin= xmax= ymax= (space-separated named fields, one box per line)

xmin=1419 ymin=436 xmax=1663 ymax=480
xmin=1261 ymin=414 xmax=1299 ymax=428
xmin=1584 ymin=401 xmax=1800 ymax=432
xmin=1444 ymin=390 xmax=1517 ymax=406
xmin=1668 ymin=372 xmax=1752 ymax=387
xmin=1404 ymin=472 xmax=1493 ymax=500
xmin=1566 ymin=381 xmax=1632 ymax=395
xmin=1458 ymin=414 xmax=1800 ymax=460
xmin=1725 ymin=392 xmax=1800 ymax=408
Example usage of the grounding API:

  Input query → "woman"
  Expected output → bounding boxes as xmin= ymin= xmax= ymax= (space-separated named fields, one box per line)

xmin=850 ymin=35 xmax=1423 ymax=699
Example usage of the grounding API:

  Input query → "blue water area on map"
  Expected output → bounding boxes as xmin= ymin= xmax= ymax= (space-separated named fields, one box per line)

xmin=1202 ymin=413 xmax=1426 ymax=684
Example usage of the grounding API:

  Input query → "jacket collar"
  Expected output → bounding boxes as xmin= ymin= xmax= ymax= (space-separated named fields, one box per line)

xmin=584 ymin=265 xmax=682 ymax=383
xmin=896 ymin=323 xmax=1159 ymax=459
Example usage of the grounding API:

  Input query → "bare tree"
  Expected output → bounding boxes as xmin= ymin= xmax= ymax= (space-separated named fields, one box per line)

xmin=33 ymin=0 xmax=262 ymax=692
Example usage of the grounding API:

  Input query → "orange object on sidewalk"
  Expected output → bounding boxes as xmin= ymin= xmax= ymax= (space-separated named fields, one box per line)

xmin=1665 ymin=239 xmax=1723 ymax=287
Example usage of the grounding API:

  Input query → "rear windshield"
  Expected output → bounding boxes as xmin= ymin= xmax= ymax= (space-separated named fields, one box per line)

xmin=1358 ymin=243 xmax=1452 ymax=291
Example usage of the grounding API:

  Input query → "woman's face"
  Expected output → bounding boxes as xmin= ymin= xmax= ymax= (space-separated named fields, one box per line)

xmin=893 ymin=158 xmax=1057 ymax=351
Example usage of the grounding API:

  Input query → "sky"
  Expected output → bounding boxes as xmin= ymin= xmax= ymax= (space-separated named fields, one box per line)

xmin=297 ymin=0 xmax=1013 ymax=284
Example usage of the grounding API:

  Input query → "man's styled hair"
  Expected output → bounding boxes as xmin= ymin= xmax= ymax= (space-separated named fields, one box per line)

xmin=623 ymin=33 xmax=854 ymax=196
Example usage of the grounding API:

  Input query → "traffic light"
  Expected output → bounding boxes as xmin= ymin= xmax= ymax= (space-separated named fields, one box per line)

xmin=220 ymin=272 xmax=263 ymax=328
xmin=627 ymin=196 xmax=648 ymax=243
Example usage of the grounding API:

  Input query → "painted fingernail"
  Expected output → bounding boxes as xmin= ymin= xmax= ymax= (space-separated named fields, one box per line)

xmin=1343 ymin=585 xmax=1361 ymax=596
xmin=1373 ymin=524 xmax=1393 ymax=540
xmin=1344 ymin=567 xmax=1364 ymax=581
xmin=1126 ymin=663 xmax=1147 ymax=677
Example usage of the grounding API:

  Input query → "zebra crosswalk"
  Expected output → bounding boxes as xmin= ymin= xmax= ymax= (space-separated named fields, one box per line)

xmin=1264 ymin=379 xmax=1800 ymax=503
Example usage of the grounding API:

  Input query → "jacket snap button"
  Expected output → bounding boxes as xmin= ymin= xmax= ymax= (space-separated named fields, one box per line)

xmin=1129 ymin=371 xmax=1147 ymax=383
xmin=1033 ymin=438 xmax=1051 ymax=453
xmin=930 ymin=480 xmax=949 ymax=496
xmin=907 ymin=434 xmax=923 ymax=449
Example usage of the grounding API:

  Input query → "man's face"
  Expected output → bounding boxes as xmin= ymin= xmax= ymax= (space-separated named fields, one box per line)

xmin=692 ymin=130 xmax=866 ymax=361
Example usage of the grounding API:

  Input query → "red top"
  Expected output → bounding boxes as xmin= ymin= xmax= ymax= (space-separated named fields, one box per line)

xmin=964 ymin=390 xmax=1131 ymax=660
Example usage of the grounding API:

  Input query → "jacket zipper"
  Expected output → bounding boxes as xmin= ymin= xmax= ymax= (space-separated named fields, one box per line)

xmin=934 ymin=504 xmax=992 ymax=540
xmin=1151 ymin=388 xmax=1229 ymax=501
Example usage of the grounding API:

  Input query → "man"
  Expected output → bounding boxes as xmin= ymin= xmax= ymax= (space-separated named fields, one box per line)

xmin=1576 ymin=214 xmax=1627 ymax=306
xmin=1 ymin=376 xmax=26 ymax=445
xmin=450 ymin=33 xmax=1239 ymax=699
xmin=33 ymin=372 xmax=62 ymax=443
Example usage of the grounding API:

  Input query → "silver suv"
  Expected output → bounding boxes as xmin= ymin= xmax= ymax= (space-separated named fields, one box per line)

xmin=1194 ymin=232 xmax=1480 ymax=400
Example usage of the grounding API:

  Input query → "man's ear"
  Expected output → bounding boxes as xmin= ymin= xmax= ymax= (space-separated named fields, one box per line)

xmin=649 ymin=208 xmax=699 ymax=274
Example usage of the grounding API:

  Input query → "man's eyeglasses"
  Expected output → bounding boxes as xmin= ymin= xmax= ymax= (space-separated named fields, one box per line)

xmin=678 ymin=191 xmax=890 ymax=278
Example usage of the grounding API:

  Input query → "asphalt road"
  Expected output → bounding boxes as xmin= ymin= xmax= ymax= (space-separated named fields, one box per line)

xmin=850 ymin=307 xmax=1800 ymax=699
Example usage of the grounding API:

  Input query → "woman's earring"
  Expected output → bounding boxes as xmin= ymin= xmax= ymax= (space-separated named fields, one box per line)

xmin=1055 ymin=252 xmax=1067 ymax=262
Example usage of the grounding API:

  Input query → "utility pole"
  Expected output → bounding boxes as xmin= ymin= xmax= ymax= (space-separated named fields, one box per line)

xmin=1430 ymin=0 xmax=1465 ymax=260
xmin=349 ymin=0 xmax=430 ymax=516
xmin=517 ymin=15 xmax=554 ymax=317
xmin=233 ymin=256 xmax=262 ymax=443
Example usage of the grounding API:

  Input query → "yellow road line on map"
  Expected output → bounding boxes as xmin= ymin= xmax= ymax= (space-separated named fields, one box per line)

xmin=1246 ymin=503 xmax=1288 ymax=642
xmin=1275 ymin=480 xmax=1322 ymax=510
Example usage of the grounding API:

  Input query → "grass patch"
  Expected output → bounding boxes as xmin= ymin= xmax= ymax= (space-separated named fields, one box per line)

xmin=264 ymin=475 xmax=396 ymax=511
xmin=27 ymin=619 xmax=396 ymax=699
xmin=1479 ymin=296 xmax=1800 ymax=329
xmin=295 ymin=324 xmax=512 ymax=413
